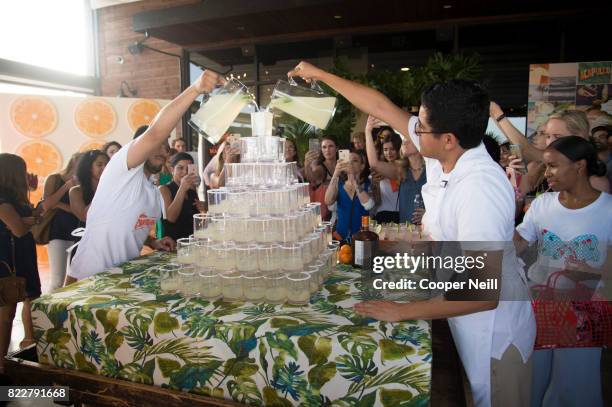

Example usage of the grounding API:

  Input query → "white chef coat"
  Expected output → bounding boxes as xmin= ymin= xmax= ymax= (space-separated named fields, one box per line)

xmin=406 ymin=116 xmax=536 ymax=406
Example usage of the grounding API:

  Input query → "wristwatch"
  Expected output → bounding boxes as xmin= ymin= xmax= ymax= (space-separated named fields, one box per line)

xmin=495 ymin=113 xmax=506 ymax=122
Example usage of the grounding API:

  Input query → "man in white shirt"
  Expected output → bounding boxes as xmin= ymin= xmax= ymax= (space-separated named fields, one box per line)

xmin=289 ymin=62 xmax=535 ymax=407
xmin=67 ymin=70 xmax=223 ymax=282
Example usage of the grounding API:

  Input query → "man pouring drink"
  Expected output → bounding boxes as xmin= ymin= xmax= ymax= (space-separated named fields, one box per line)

xmin=66 ymin=70 xmax=224 ymax=283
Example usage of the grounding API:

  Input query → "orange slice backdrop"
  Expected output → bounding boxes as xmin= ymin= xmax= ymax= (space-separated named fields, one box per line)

xmin=16 ymin=140 xmax=63 ymax=178
xmin=79 ymin=139 xmax=105 ymax=152
xmin=127 ymin=99 xmax=161 ymax=131
xmin=75 ymin=99 xmax=117 ymax=138
xmin=10 ymin=96 xmax=58 ymax=138
xmin=36 ymin=245 xmax=49 ymax=265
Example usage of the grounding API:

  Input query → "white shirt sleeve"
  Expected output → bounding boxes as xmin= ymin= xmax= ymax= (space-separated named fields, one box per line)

xmin=90 ymin=140 xmax=146 ymax=214
xmin=407 ymin=115 xmax=420 ymax=151
xmin=516 ymin=196 xmax=541 ymax=243
xmin=203 ymin=155 xmax=219 ymax=187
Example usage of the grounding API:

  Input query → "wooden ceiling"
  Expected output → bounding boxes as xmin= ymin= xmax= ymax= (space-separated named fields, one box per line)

xmin=133 ymin=0 xmax=611 ymax=52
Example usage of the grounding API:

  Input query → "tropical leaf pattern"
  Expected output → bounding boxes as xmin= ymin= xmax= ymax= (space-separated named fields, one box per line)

xmin=32 ymin=252 xmax=431 ymax=405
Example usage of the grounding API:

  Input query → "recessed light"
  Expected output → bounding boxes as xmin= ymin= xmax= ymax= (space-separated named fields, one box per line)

xmin=333 ymin=15 xmax=342 ymax=19
xmin=443 ymin=4 xmax=452 ymax=9
xmin=400 ymin=67 xmax=410 ymax=72
xmin=371 ymin=64 xmax=375 ymax=68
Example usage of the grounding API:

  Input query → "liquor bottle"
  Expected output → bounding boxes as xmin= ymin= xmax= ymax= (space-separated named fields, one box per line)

xmin=413 ymin=193 xmax=424 ymax=225
xmin=352 ymin=216 xmax=379 ymax=271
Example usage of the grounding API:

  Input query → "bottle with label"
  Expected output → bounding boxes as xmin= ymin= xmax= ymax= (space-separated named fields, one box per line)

xmin=413 ymin=193 xmax=424 ymax=225
xmin=352 ymin=216 xmax=379 ymax=271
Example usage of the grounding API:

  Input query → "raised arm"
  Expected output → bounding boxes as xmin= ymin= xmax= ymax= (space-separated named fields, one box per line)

xmin=324 ymin=161 xmax=348 ymax=206
xmin=289 ymin=62 xmax=411 ymax=138
xmin=490 ymin=102 xmax=543 ymax=163
xmin=160 ymin=174 xmax=199 ymax=223
xmin=42 ymin=174 xmax=74 ymax=212
xmin=364 ymin=115 xmax=401 ymax=179
xmin=127 ymin=71 xmax=224 ymax=169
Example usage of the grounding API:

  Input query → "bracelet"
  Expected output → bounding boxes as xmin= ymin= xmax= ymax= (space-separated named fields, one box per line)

xmin=495 ymin=113 xmax=506 ymax=122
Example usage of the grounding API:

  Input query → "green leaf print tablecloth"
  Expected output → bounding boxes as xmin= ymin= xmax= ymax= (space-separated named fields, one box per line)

xmin=32 ymin=252 xmax=431 ymax=406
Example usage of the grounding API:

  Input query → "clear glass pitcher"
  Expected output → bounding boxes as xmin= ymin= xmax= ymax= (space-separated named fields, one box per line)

xmin=268 ymin=78 xmax=337 ymax=130
xmin=189 ymin=78 xmax=255 ymax=144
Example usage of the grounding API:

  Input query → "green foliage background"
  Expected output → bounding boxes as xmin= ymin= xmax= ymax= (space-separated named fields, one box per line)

xmin=278 ymin=52 xmax=482 ymax=161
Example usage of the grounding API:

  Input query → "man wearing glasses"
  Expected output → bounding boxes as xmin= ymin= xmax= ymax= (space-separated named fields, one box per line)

xmin=288 ymin=62 xmax=535 ymax=407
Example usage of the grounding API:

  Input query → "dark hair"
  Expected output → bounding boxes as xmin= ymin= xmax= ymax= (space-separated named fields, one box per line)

xmin=76 ymin=150 xmax=109 ymax=205
xmin=0 ymin=153 xmax=28 ymax=205
xmin=381 ymin=132 xmax=402 ymax=158
xmin=373 ymin=126 xmax=394 ymax=140
xmin=482 ymin=135 xmax=501 ymax=164
xmin=169 ymin=152 xmax=194 ymax=167
xmin=591 ymin=125 xmax=612 ymax=137
xmin=172 ymin=137 xmax=185 ymax=147
xmin=133 ymin=125 xmax=149 ymax=140
xmin=420 ymin=79 xmax=490 ymax=149
xmin=317 ymin=135 xmax=339 ymax=164
xmin=284 ymin=138 xmax=301 ymax=166
xmin=547 ymin=136 xmax=606 ymax=177
xmin=102 ymin=141 xmax=122 ymax=155
xmin=350 ymin=148 xmax=370 ymax=183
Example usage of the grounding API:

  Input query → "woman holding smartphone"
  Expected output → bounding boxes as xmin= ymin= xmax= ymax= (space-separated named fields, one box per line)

xmin=159 ymin=152 xmax=204 ymax=240
xmin=325 ymin=149 xmax=375 ymax=242
xmin=304 ymin=136 xmax=338 ymax=184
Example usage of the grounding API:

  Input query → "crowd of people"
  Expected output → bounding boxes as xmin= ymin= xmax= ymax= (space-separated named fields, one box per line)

xmin=1 ymin=65 xmax=611 ymax=407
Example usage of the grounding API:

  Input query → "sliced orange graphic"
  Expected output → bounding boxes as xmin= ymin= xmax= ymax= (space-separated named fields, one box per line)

xmin=79 ymin=139 xmax=105 ymax=152
xmin=36 ymin=245 xmax=49 ymax=265
xmin=10 ymin=96 xmax=58 ymax=138
xmin=29 ymin=185 xmax=43 ymax=206
xmin=16 ymin=140 xmax=63 ymax=178
xmin=75 ymin=99 xmax=117 ymax=138
xmin=127 ymin=99 xmax=161 ymax=131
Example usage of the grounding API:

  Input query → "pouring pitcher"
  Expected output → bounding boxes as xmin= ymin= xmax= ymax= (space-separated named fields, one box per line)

xmin=189 ymin=78 xmax=255 ymax=144
xmin=268 ymin=78 xmax=337 ymax=130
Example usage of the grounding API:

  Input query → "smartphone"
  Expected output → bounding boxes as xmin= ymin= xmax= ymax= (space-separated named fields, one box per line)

xmin=509 ymin=144 xmax=523 ymax=161
xmin=309 ymin=138 xmax=320 ymax=152
xmin=188 ymin=164 xmax=197 ymax=175
xmin=338 ymin=149 xmax=350 ymax=162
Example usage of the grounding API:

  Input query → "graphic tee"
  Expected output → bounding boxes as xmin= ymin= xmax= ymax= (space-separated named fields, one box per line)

xmin=69 ymin=140 xmax=163 ymax=279
xmin=516 ymin=191 xmax=612 ymax=285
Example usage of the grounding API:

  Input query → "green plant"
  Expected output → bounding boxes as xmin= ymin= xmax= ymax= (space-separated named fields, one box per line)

xmin=277 ymin=52 xmax=482 ymax=162
xmin=367 ymin=52 xmax=482 ymax=107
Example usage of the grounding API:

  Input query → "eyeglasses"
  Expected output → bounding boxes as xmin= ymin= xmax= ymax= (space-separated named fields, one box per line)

xmin=414 ymin=120 xmax=447 ymax=137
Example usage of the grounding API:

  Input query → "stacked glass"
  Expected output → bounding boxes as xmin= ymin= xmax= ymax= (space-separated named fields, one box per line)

xmin=159 ymin=153 xmax=340 ymax=305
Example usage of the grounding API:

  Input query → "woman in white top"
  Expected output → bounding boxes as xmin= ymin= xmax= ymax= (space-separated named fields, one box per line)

xmin=514 ymin=136 xmax=611 ymax=407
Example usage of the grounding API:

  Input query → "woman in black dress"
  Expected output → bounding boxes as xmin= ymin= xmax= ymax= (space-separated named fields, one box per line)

xmin=0 ymin=154 xmax=42 ymax=373
xmin=43 ymin=152 xmax=81 ymax=292
xmin=159 ymin=152 xmax=204 ymax=240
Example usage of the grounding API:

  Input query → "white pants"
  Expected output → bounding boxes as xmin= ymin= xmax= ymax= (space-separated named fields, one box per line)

xmin=47 ymin=239 xmax=74 ymax=292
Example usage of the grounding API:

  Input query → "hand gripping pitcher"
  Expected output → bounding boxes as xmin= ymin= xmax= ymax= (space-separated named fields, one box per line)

xmin=189 ymin=78 xmax=256 ymax=144
xmin=268 ymin=78 xmax=337 ymax=130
